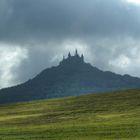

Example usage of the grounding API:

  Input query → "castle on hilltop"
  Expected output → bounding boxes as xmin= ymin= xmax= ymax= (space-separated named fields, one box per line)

xmin=60 ymin=49 xmax=84 ymax=65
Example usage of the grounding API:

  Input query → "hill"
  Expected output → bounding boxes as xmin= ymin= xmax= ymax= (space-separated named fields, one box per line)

xmin=0 ymin=89 xmax=140 ymax=139
xmin=1 ymin=50 xmax=140 ymax=104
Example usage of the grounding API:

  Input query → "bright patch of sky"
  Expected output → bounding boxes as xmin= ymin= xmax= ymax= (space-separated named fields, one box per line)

xmin=0 ymin=44 xmax=28 ymax=88
xmin=127 ymin=0 xmax=140 ymax=5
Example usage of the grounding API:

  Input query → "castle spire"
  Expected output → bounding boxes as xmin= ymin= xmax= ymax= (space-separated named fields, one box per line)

xmin=75 ymin=49 xmax=78 ymax=56
xmin=68 ymin=52 xmax=71 ymax=58
xmin=81 ymin=54 xmax=84 ymax=62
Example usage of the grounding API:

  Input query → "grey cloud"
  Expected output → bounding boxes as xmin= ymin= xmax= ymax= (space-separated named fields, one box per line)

xmin=0 ymin=0 xmax=140 ymax=44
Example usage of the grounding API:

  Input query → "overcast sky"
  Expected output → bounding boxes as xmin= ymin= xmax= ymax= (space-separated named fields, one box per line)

xmin=0 ymin=0 xmax=140 ymax=88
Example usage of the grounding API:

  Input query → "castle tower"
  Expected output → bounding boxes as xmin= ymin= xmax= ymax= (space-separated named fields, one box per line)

xmin=68 ymin=52 xmax=71 ymax=58
xmin=81 ymin=54 xmax=84 ymax=62
xmin=75 ymin=49 xmax=78 ymax=56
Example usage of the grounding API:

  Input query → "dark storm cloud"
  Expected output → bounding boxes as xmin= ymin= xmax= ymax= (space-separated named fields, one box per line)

xmin=0 ymin=0 xmax=140 ymax=88
xmin=0 ymin=0 xmax=140 ymax=44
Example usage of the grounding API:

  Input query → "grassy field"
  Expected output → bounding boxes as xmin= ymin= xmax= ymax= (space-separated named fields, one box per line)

xmin=0 ymin=89 xmax=140 ymax=140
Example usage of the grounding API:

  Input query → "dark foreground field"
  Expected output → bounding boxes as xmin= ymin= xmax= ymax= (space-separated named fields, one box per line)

xmin=0 ymin=89 xmax=140 ymax=140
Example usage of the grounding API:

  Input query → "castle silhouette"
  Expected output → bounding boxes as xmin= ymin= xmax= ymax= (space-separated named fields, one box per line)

xmin=1 ymin=49 xmax=140 ymax=104
xmin=60 ymin=49 xmax=84 ymax=65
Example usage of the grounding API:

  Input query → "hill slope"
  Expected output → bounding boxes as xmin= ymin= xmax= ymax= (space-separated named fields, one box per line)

xmin=0 ymin=89 xmax=140 ymax=139
xmin=1 ymin=52 xmax=140 ymax=103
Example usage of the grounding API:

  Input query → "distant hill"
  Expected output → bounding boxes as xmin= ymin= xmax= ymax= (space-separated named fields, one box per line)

xmin=0 ymin=50 xmax=140 ymax=103
xmin=0 ymin=89 xmax=140 ymax=139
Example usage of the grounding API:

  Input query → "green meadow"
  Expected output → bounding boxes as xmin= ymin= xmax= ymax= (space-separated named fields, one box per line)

xmin=0 ymin=89 xmax=140 ymax=140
